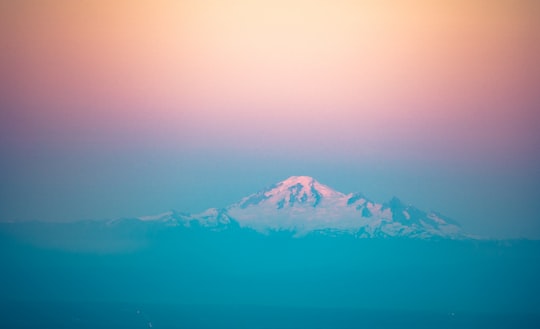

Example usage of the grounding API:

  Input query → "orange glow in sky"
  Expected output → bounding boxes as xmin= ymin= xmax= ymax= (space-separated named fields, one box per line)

xmin=1 ymin=0 xmax=539 ymax=158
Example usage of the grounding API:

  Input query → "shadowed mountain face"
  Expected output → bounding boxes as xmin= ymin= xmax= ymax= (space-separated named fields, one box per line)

xmin=140 ymin=176 xmax=464 ymax=239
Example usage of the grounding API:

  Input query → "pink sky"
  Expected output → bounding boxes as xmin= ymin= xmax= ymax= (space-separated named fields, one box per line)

xmin=1 ymin=1 xmax=540 ymax=236
xmin=1 ymin=0 xmax=539 ymax=163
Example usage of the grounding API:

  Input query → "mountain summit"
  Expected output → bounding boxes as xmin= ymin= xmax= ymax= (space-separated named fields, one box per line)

xmin=234 ymin=176 xmax=345 ymax=209
xmin=144 ymin=176 xmax=464 ymax=239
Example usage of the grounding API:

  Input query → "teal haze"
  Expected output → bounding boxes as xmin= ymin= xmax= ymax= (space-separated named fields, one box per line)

xmin=0 ymin=142 xmax=539 ymax=238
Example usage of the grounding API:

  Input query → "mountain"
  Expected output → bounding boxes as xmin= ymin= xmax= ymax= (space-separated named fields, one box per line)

xmin=142 ymin=176 xmax=464 ymax=239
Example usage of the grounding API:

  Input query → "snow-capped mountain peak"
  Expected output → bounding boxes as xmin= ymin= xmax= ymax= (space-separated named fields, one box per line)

xmin=234 ymin=176 xmax=345 ymax=209
xmin=277 ymin=176 xmax=343 ymax=198
xmin=139 ymin=176 xmax=465 ymax=239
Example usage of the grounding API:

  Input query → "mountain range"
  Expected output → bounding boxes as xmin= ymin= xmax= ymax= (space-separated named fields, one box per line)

xmin=3 ymin=176 xmax=540 ymax=321
xmin=137 ymin=176 xmax=464 ymax=239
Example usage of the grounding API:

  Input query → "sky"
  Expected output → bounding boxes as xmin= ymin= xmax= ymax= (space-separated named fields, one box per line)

xmin=0 ymin=0 xmax=539 ymax=238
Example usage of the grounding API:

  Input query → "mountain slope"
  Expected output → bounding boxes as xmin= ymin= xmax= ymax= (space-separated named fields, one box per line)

xmin=142 ymin=176 xmax=464 ymax=239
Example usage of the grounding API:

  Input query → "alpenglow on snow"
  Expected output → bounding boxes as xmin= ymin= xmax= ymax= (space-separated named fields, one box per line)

xmin=139 ymin=176 xmax=464 ymax=239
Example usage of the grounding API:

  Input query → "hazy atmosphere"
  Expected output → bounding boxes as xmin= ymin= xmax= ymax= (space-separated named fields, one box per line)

xmin=1 ymin=0 xmax=539 ymax=238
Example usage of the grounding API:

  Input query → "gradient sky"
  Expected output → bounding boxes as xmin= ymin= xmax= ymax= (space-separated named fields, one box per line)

xmin=1 ymin=0 xmax=539 ymax=238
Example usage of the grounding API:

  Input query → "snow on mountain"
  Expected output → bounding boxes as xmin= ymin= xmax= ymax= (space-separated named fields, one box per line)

xmin=138 ymin=208 xmax=233 ymax=230
xmin=228 ymin=176 xmax=363 ymax=234
xmin=234 ymin=176 xmax=346 ymax=209
xmin=139 ymin=176 xmax=464 ymax=239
